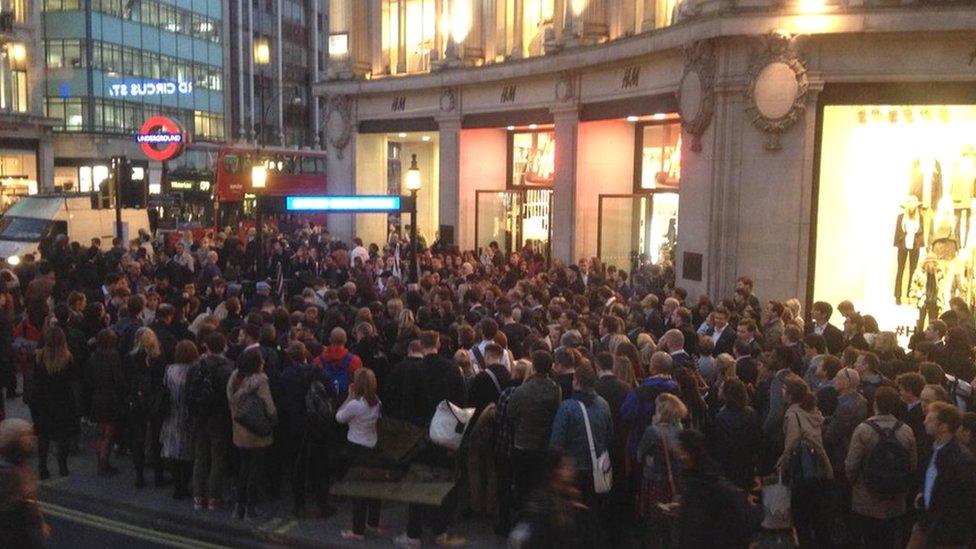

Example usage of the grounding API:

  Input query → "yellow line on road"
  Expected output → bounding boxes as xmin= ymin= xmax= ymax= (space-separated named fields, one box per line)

xmin=39 ymin=501 xmax=232 ymax=549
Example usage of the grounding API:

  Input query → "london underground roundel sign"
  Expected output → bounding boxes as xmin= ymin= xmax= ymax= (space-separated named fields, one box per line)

xmin=136 ymin=116 xmax=188 ymax=161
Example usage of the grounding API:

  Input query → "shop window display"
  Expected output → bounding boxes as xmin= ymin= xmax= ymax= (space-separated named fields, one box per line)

xmin=815 ymin=104 xmax=976 ymax=339
xmin=511 ymin=130 xmax=554 ymax=186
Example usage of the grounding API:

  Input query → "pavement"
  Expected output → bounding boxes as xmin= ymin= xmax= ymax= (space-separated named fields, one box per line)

xmin=4 ymin=395 xmax=505 ymax=548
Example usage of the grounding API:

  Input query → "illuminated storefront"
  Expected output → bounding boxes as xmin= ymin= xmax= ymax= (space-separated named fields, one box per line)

xmin=814 ymin=102 xmax=976 ymax=338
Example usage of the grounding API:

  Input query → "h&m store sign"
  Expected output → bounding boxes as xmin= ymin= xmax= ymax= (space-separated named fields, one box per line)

xmin=109 ymin=80 xmax=194 ymax=98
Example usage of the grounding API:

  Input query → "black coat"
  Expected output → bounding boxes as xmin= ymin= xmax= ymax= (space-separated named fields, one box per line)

xmin=85 ymin=350 xmax=124 ymax=423
xmin=708 ymin=406 xmax=762 ymax=490
xmin=416 ymin=353 xmax=465 ymax=426
xmin=806 ymin=323 xmax=845 ymax=356
xmin=677 ymin=465 xmax=759 ymax=549
xmin=705 ymin=326 xmax=736 ymax=357
xmin=0 ymin=312 xmax=13 ymax=392
xmin=919 ymin=441 xmax=976 ymax=546
xmin=27 ymin=359 xmax=79 ymax=440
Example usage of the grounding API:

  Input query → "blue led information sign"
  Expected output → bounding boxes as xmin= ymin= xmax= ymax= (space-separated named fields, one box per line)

xmin=286 ymin=196 xmax=402 ymax=212
xmin=109 ymin=80 xmax=194 ymax=98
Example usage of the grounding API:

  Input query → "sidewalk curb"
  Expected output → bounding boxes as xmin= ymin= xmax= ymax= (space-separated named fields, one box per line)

xmin=40 ymin=483 xmax=327 ymax=549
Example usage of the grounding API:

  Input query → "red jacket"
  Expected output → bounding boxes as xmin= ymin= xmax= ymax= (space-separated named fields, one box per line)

xmin=314 ymin=345 xmax=362 ymax=377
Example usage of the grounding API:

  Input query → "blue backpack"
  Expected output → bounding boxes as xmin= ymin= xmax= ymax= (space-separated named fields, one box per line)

xmin=322 ymin=353 xmax=354 ymax=401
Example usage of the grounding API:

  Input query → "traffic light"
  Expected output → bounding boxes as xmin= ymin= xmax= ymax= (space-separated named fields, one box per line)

xmin=111 ymin=156 xmax=146 ymax=208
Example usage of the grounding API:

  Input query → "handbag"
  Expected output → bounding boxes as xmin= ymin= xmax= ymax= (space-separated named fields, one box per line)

xmin=428 ymin=400 xmax=475 ymax=451
xmin=661 ymin=429 xmax=679 ymax=507
xmin=761 ymin=472 xmax=792 ymax=531
xmin=235 ymin=391 xmax=273 ymax=437
xmin=579 ymin=401 xmax=612 ymax=494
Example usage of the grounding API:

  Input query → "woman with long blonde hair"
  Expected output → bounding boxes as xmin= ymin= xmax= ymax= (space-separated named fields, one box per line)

xmin=28 ymin=326 xmax=78 ymax=479
xmin=124 ymin=326 xmax=168 ymax=488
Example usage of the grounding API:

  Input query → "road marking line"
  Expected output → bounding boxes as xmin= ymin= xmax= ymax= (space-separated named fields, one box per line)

xmin=273 ymin=520 xmax=298 ymax=535
xmin=39 ymin=501 xmax=231 ymax=549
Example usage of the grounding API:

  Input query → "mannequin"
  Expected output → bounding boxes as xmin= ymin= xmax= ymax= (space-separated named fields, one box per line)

xmin=909 ymin=255 xmax=944 ymax=331
xmin=893 ymin=195 xmax=925 ymax=305
xmin=908 ymin=156 xmax=943 ymax=244
xmin=951 ymin=145 xmax=976 ymax=248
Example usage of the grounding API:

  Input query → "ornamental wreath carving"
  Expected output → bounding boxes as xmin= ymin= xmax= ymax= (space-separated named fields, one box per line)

xmin=555 ymin=72 xmax=576 ymax=103
xmin=439 ymin=87 xmax=457 ymax=113
xmin=325 ymin=94 xmax=353 ymax=159
xmin=677 ymin=39 xmax=716 ymax=152
xmin=745 ymin=30 xmax=809 ymax=151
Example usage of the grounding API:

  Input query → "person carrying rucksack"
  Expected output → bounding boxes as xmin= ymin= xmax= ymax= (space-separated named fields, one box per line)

xmin=845 ymin=386 xmax=917 ymax=549
xmin=188 ymin=333 xmax=235 ymax=511
xmin=313 ymin=327 xmax=362 ymax=403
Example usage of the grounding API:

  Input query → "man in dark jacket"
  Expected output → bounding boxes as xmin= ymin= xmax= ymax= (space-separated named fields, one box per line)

xmin=382 ymin=340 xmax=424 ymax=421
xmin=910 ymin=402 xmax=976 ymax=548
xmin=705 ymin=307 xmax=736 ymax=357
xmin=508 ymin=350 xmax=561 ymax=507
xmin=150 ymin=303 xmax=179 ymax=364
xmin=467 ymin=343 xmax=510 ymax=413
xmin=675 ymin=429 xmax=759 ymax=549
xmin=806 ymin=301 xmax=845 ymax=355
xmin=415 ymin=330 xmax=464 ymax=425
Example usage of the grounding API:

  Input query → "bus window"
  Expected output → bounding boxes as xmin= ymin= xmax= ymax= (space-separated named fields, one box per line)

xmin=223 ymin=154 xmax=241 ymax=174
xmin=301 ymin=156 xmax=318 ymax=174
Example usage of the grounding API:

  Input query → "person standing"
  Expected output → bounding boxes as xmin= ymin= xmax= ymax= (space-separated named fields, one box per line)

xmin=191 ymin=332 xmax=235 ymax=511
xmin=160 ymin=340 xmax=199 ymax=500
xmin=336 ymin=369 xmax=383 ymax=541
xmin=27 ymin=327 xmax=78 ymax=480
xmin=907 ymin=402 xmax=976 ymax=548
xmin=124 ymin=327 xmax=168 ymax=488
xmin=228 ymin=348 xmax=276 ymax=520
xmin=85 ymin=329 xmax=124 ymax=476
xmin=549 ymin=363 xmax=612 ymax=547
xmin=845 ymin=387 xmax=917 ymax=549
xmin=777 ymin=375 xmax=833 ymax=548
xmin=508 ymin=350 xmax=562 ymax=509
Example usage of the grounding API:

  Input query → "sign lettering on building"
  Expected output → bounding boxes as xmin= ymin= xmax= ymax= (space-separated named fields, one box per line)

xmin=109 ymin=80 xmax=194 ymax=98
xmin=500 ymin=85 xmax=517 ymax=104
xmin=391 ymin=96 xmax=406 ymax=112
xmin=622 ymin=66 xmax=640 ymax=89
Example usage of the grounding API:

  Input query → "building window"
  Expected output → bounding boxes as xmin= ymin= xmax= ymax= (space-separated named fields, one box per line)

xmin=509 ymin=129 xmax=555 ymax=187
xmin=43 ymin=0 xmax=82 ymax=11
xmin=10 ymin=70 xmax=26 ymax=112
xmin=46 ymin=97 xmax=87 ymax=131
xmin=45 ymin=39 xmax=85 ymax=69
xmin=636 ymin=121 xmax=681 ymax=191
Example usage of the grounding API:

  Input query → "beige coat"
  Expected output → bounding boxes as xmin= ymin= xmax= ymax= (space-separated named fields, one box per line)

xmin=777 ymin=404 xmax=834 ymax=480
xmin=845 ymin=414 xmax=917 ymax=519
xmin=227 ymin=372 xmax=276 ymax=449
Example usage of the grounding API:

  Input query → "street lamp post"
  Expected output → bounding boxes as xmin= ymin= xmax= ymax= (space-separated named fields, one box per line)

xmin=405 ymin=154 xmax=422 ymax=284
xmin=253 ymin=37 xmax=270 ymax=280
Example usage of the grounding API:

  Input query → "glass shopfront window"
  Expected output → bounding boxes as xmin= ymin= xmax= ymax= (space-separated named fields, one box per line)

xmin=509 ymin=129 xmax=554 ymax=187
xmin=0 ymin=149 xmax=38 ymax=210
xmin=637 ymin=120 xmax=681 ymax=191
xmin=814 ymin=104 xmax=976 ymax=338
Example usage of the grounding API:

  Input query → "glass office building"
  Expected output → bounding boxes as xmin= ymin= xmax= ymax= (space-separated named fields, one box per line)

xmin=42 ymin=0 xmax=227 ymax=192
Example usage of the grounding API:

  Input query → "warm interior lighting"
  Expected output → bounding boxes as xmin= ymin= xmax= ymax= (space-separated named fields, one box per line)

xmin=253 ymin=38 xmax=271 ymax=65
xmin=405 ymin=154 xmax=422 ymax=191
xmin=571 ymin=0 xmax=588 ymax=16
xmin=251 ymin=165 xmax=268 ymax=189
xmin=398 ymin=132 xmax=407 ymax=138
xmin=421 ymin=135 xmax=431 ymax=142
xmin=529 ymin=124 xmax=538 ymax=130
xmin=507 ymin=126 xmax=515 ymax=131
xmin=653 ymin=113 xmax=667 ymax=120
xmin=798 ymin=0 xmax=826 ymax=14
xmin=627 ymin=116 xmax=640 ymax=122
xmin=450 ymin=0 xmax=472 ymax=43
xmin=8 ymin=43 xmax=27 ymax=64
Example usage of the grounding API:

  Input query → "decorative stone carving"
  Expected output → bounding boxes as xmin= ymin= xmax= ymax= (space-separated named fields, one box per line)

xmin=555 ymin=72 xmax=576 ymax=103
xmin=677 ymin=39 xmax=716 ymax=153
xmin=745 ymin=30 xmax=809 ymax=151
xmin=325 ymin=94 xmax=353 ymax=159
xmin=439 ymin=87 xmax=457 ymax=113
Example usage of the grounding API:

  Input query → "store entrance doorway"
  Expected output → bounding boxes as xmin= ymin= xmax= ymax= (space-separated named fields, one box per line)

xmin=597 ymin=192 xmax=678 ymax=271
xmin=475 ymin=188 xmax=553 ymax=264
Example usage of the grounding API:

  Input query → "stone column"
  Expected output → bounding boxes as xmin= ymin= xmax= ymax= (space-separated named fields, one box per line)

xmin=369 ymin=0 xmax=384 ymax=76
xmin=397 ymin=0 xmax=407 ymax=73
xmin=437 ymin=115 xmax=462 ymax=247
xmin=38 ymin=129 xmax=55 ymax=192
xmin=550 ymin=106 xmax=580 ymax=264
xmin=325 ymin=96 xmax=357 ymax=241
xmin=511 ymin=0 xmax=524 ymax=59
xmin=641 ymin=0 xmax=655 ymax=31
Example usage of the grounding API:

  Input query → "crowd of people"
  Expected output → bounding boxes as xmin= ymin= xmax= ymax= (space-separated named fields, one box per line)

xmin=0 ymin=219 xmax=975 ymax=548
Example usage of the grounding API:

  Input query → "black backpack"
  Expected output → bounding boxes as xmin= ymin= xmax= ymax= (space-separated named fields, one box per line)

xmin=862 ymin=420 xmax=911 ymax=497
xmin=305 ymin=380 xmax=336 ymax=432
xmin=186 ymin=360 xmax=218 ymax=416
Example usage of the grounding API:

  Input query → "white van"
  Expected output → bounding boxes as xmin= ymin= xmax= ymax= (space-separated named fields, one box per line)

xmin=0 ymin=195 xmax=151 ymax=266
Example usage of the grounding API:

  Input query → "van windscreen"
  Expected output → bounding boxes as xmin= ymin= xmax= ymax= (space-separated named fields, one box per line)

xmin=0 ymin=216 xmax=52 ymax=242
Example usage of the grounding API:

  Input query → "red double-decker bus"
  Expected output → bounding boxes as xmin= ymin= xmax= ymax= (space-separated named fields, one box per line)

xmin=213 ymin=145 xmax=328 ymax=229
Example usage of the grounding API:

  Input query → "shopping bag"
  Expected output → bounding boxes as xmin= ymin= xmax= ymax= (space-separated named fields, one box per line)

xmin=761 ymin=473 xmax=792 ymax=531
xmin=428 ymin=400 xmax=475 ymax=451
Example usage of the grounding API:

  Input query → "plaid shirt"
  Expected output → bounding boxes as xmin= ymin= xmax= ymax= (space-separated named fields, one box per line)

xmin=493 ymin=385 xmax=517 ymax=460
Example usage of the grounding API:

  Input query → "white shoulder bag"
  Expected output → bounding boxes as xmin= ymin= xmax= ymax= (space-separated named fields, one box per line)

xmin=578 ymin=401 xmax=613 ymax=494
